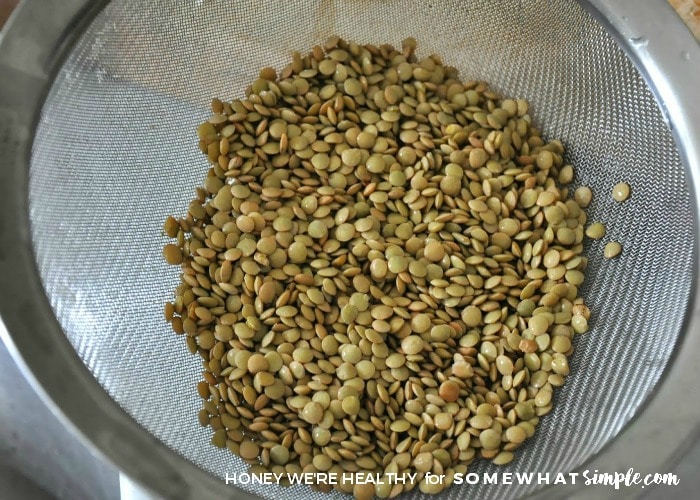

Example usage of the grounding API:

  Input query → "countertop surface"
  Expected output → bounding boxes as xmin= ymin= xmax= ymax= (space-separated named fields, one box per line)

xmin=1 ymin=1 xmax=699 ymax=500
xmin=669 ymin=0 xmax=700 ymax=38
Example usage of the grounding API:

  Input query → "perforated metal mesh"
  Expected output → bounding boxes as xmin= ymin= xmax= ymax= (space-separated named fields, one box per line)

xmin=28 ymin=0 xmax=692 ymax=498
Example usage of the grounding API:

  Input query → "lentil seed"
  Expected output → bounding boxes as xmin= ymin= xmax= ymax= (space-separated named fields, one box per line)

xmin=585 ymin=222 xmax=606 ymax=240
xmin=574 ymin=186 xmax=592 ymax=208
xmin=612 ymin=182 xmax=630 ymax=202
xmin=164 ymin=37 xmax=598 ymax=492
xmin=604 ymin=241 xmax=622 ymax=259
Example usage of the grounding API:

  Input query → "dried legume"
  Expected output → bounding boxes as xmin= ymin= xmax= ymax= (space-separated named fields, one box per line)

xmin=163 ymin=37 xmax=596 ymax=499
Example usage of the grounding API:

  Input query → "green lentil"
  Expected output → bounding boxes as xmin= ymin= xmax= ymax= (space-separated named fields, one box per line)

xmin=585 ymin=222 xmax=606 ymax=240
xmin=308 ymin=220 xmax=328 ymax=239
xmin=575 ymin=186 xmax=592 ymax=208
xmin=612 ymin=182 xmax=630 ymax=202
xmin=164 ymin=37 xmax=597 ymax=492
xmin=401 ymin=335 xmax=423 ymax=355
xmin=604 ymin=241 xmax=622 ymax=259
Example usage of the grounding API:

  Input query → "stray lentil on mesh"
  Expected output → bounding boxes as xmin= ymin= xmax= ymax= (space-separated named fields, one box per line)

xmin=585 ymin=222 xmax=606 ymax=240
xmin=604 ymin=241 xmax=622 ymax=259
xmin=612 ymin=182 xmax=630 ymax=202
xmin=163 ymin=37 xmax=597 ymax=498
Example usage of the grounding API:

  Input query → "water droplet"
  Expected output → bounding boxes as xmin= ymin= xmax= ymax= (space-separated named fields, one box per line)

xmin=628 ymin=36 xmax=648 ymax=48
xmin=682 ymin=51 xmax=691 ymax=61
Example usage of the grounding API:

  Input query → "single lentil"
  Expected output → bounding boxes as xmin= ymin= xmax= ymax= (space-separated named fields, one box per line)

xmin=604 ymin=241 xmax=622 ymax=259
xmin=612 ymin=182 xmax=630 ymax=202
xmin=585 ymin=222 xmax=606 ymax=240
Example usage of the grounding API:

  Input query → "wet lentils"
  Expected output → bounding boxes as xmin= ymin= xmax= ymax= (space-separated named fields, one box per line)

xmin=163 ymin=38 xmax=595 ymax=498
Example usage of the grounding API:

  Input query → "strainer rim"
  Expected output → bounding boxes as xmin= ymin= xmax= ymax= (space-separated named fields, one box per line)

xmin=0 ymin=1 xmax=699 ymax=499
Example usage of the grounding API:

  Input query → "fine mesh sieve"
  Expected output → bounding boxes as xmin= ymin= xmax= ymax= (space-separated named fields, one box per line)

xmin=1 ymin=0 xmax=699 ymax=499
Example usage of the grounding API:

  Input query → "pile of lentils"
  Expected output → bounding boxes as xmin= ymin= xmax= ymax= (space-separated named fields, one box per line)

xmin=162 ymin=37 xmax=599 ymax=499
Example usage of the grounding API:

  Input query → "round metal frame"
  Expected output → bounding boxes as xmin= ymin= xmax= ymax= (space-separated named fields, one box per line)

xmin=0 ymin=1 xmax=698 ymax=498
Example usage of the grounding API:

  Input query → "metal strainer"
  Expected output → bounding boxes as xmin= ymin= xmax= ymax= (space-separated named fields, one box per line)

xmin=1 ymin=1 xmax=699 ymax=499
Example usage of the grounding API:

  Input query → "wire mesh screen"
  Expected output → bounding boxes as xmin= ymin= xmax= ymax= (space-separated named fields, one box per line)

xmin=28 ymin=0 xmax=692 ymax=498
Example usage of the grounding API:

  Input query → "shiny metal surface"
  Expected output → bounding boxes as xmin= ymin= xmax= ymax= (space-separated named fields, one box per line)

xmin=0 ymin=323 xmax=120 ymax=500
xmin=0 ymin=1 xmax=699 ymax=499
